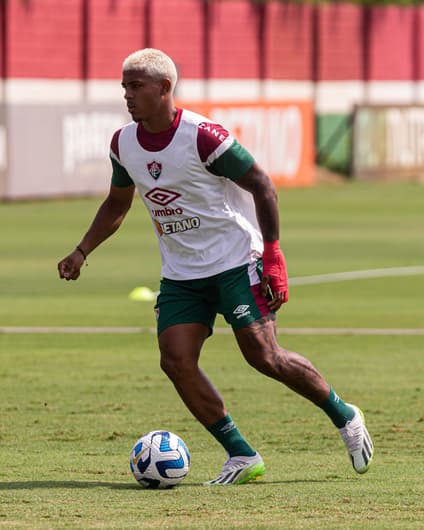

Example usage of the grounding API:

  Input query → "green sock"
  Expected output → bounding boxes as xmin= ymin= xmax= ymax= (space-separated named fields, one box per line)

xmin=320 ymin=388 xmax=355 ymax=428
xmin=207 ymin=414 xmax=256 ymax=457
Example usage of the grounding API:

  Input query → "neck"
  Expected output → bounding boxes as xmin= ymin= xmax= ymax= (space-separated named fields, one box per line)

xmin=142 ymin=106 xmax=177 ymax=133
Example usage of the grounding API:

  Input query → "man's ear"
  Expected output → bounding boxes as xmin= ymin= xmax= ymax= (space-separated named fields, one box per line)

xmin=160 ymin=78 xmax=172 ymax=96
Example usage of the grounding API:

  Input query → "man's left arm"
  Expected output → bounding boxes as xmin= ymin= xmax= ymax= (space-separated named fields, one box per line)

xmin=235 ymin=162 xmax=289 ymax=309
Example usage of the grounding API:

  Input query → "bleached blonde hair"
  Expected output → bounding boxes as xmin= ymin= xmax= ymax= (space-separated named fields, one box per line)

xmin=122 ymin=48 xmax=178 ymax=93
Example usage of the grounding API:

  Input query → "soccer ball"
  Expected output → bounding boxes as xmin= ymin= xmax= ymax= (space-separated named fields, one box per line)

xmin=130 ymin=430 xmax=190 ymax=489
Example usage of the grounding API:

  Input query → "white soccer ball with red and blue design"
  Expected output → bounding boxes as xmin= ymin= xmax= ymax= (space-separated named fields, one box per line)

xmin=130 ymin=430 xmax=190 ymax=489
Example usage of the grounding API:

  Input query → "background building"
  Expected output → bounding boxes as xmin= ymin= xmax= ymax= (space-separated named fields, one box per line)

xmin=1 ymin=0 xmax=423 ymax=198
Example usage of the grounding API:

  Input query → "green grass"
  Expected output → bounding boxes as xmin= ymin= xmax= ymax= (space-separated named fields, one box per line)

xmin=1 ymin=181 xmax=424 ymax=528
xmin=1 ymin=334 xmax=423 ymax=529
xmin=0 ymin=180 xmax=423 ymax=328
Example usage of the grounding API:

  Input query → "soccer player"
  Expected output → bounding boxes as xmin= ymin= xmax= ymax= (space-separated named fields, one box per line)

xmin=58 ymin=48 xmax=374 ymax=485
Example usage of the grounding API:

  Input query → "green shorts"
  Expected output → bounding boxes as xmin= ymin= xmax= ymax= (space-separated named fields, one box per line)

xmin=155 ymin=261 xmax=273 ymax=336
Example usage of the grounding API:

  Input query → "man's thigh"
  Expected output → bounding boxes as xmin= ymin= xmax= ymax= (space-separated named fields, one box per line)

xmin=155 ymin=277 xmax=217 ymax=336
xmin=216 ymin=261 xmax=273 ymax=331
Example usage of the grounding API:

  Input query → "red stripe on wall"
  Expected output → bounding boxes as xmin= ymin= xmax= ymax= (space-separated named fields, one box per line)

xmin=150 ymin=0 xmax=204 ymax=79
xmin=317 ymin=4 xmax=363 ymax=81
xmin=415 ymin=8 xmax=424 ymax=80
xmin=2 ymin=1 xmax=422 ymax=85
xmin=0 ymin=2 xmax=4 ymax=77
xmin=264 ymin=3 xmax=313 ymax=80
xmin=88 ymin=0 xmax=146 ymax=79
xmin=209 ymin=1 xmax=260 ymax=79
xmin=8 ymin=0 xmax=83 ymax=78
xmin=368 ymin=6 xmax=414 ymax=81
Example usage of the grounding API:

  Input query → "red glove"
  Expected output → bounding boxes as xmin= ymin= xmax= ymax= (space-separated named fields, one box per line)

xmin=262 ymin=240 xmax=289 ymax=304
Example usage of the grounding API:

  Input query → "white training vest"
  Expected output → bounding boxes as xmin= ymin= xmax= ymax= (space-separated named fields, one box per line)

xmin=117 ymin=109 xmax=263 ymax=280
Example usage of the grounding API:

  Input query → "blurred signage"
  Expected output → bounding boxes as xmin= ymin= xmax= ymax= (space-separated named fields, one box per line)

xmin=0 ymin=106 xmax=6 ymax=198
xmin=1 ymin=100 xmax=314 ymax=200
xmin=184 ymin=101 xmax=315 ymax=187
xmin=62 ymin=111 xmax=125 ymax=173
xmin=352 ymin=105 xmax=424 ymax=179
xmin=1 ymin=105 xmax=127 ymax=200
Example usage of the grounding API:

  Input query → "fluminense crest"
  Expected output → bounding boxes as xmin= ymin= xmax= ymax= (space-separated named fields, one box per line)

xmin=147 ymin=161 xmax=162 ymax=179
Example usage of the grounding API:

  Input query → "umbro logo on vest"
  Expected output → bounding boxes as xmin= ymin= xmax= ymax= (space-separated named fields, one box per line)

xmin=147 ymin=161 xmax=162 ymax=179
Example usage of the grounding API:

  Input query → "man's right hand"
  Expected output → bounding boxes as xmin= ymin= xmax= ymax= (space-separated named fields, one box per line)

xmin=58 ymin=250 xmax=85 ymax=281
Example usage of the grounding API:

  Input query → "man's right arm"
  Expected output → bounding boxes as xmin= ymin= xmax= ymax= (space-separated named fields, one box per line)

xmin=58 ymin=183 xmax=135 ymax=281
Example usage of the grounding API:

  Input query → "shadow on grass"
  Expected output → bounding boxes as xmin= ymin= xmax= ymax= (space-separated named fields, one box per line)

xmin=0 ymin=478 xmax=331 ymax=491
xmin=0 ymin=481 xmax=140 ymax=490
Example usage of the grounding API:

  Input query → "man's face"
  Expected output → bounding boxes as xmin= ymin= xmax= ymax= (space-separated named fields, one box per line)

xmin=121 ymin=69 xmax=164 ymax=123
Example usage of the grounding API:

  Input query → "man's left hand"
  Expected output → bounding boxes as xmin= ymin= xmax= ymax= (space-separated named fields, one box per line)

xmin=262 ymin=240 xmax=289 ymax=310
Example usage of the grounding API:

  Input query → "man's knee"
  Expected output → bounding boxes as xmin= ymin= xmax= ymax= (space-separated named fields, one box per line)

xmin=159 ymin=352 xmax=173 ymax=377
xmin=245 ymin=350 xmax=280 ymax=376
xmin=235 ymin=317 xmax=283 ymax=375
xmin=158 ymin=323 xmax=207 ymax=380
xmin=159 ymin=348 xmax=199 ymax=381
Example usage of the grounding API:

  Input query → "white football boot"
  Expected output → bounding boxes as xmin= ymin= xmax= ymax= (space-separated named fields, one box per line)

xmin=204 ymin=452 xmax=265 ymax=486
xmin=339 ymin=404 xmax=374 ymax=473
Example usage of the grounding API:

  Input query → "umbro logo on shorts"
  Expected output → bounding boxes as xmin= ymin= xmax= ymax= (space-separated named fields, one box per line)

xmin=233 ymin=305 xmax=251 ymax=319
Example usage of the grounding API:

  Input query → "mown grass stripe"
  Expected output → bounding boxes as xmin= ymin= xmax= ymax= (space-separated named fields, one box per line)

xmin=2 ymin=326 xmax=424 ymax=335
xmin=290 ymin=265 xmax=424 ymax=286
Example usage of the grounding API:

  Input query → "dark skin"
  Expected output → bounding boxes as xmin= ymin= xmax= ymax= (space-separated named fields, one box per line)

xmin=58 ymin=68 xmax=330 ymax=428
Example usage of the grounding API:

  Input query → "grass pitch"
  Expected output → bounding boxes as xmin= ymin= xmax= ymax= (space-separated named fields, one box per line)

xmin=1 ymin=181 xmax=424 ymax=528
